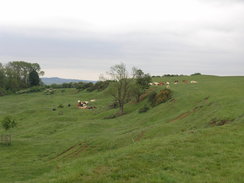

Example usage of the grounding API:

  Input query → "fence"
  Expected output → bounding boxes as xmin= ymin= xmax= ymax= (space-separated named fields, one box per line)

xmin=0 ymin=135 xmax=11 ymax=145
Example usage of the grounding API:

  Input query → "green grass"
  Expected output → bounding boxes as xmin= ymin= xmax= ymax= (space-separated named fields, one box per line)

xmin=0 ymin=75 xmax=243 ymax=183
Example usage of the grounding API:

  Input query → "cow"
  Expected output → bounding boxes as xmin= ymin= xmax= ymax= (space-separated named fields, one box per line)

xmin=182 ymin=80 xmax=189 ymax=84
xmin=159 ymin=82 xmax=164 ymax=86
xmin=174 ymin=80 xmax=178 ymax=84
xmin=153 ymin=82 xmax=160 ymax=86
xmin=190 ymin=80 xmax=198 ymax=84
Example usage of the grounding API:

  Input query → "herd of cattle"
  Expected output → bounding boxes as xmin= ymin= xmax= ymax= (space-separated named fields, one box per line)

xmin=149 ymin=80 xmax=198 ymax=88
xmin=75 ymin=80 xmax=197 ymax=109
xmin=77 ymin=99 xmax=96 ymax=109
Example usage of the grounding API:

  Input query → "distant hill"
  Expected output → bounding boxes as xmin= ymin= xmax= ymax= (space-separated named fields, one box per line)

xmin=41 ymin=77 xmax=96 ymax=85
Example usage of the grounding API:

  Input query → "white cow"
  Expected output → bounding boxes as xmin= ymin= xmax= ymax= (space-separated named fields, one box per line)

xmin=153 ymin=82 xmax=159 ymax=86
xmin=190 ymin=80 xmax=198 ymax=84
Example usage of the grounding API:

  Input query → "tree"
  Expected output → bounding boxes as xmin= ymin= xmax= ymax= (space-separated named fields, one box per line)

xmin=0 ymin=61 xmax=44 ymax=94
xmin=130 ymin=68 xmax=152 ymax=102
xmin=28 ymin=70 xmax=40 ymax=86
xmin=108 ymin=63 xmax=132 ymax=114
xmin=133 ymin=68 xmax=152 ymax=90
xmin=0 ymin=63 xmax=6 ymax=93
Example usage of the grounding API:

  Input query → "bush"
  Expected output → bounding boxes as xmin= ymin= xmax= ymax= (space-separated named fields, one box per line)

xmin=16 ymin=86 xmax=45 ymax=94
xmin=1 ymin=116 xmax=16 ymax=131
xmin=86 ymin=85 xmax=97 ymax=92
xmin=147 ymin=89 xmax=172 ymax=107
xmin=44 ymin=88 xmax=55 ymax=95
xmin=147 ymin=91 xmax=157 ymax=106
xmin=109 ymin=101 xmax=119 ymax=109
xmin=57 ymin=104 xmax=64 ymax=108
xmin=0 ymin=87 xmax=7 ymax=96
xmin=138 ymin=105 xmax=149 ymax=113
xmin=191 ymin=73 xmax=201 ymax=76
xmin=154 ymin=89 xmax=172 ymax=106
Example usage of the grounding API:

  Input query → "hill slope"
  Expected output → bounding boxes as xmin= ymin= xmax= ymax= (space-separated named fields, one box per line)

xmin=0 ymin=75 xmax=243 ymax=183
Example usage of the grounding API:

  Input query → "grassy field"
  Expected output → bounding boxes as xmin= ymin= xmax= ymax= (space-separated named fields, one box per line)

xmin=0 ymin=75 xmax=244 ymax=183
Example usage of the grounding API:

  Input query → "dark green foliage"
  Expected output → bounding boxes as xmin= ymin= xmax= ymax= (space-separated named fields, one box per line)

xmin=147 ymin=89 xmax=172 ymax=106
xmin=62 ymin=82 xmax=74 ymax=88
xmin=147 ymin=91 xmax=157 ymax=106
xmin=134 ymin=69 xmax=152 ymax=90
xmin=1 ymin=116 xmax=16 ymax=131
xmin=191 ymin=73 xmax=202 ymax=76
xmin=57 ymin=104 xmax=64 ymax=108
xmin=0 ymin=87 xmax=7 ymax=96
xmin=0 ymin=61 xmax=44 ymax=95
xmin=16 ymin=86 xmax=45 ymax=94
xmin=28 ymin=70 xmax=40 ymax=86
xmin=138 ymin=105 xmax=150 ymax=113
xmin=109 ymin=101 xmax=119 ymax=109
xmin=94 ymin=81 xmax=110 ymax=91
xmin=154 ymin=89 xmax=172 ymax=105
xmin=86 ymin=85 xmax=97 ymax=92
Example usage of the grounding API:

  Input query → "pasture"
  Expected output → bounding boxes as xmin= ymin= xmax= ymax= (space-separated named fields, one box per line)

xmin=0 ymin=75 xmax=244 ymax=183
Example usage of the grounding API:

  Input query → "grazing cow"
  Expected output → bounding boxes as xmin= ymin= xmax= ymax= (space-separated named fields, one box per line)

xmin=159 ymin=82 xmax=164 ymax=86
xmin=90 ymin=99 xmax=96 ymax=102
xmin=149 ymin=83 xmax=153 ymax=86
xmin=190 ymin=80 xmax=198 ymax=84
xmin=166 ymin=82 xmax=170 ymax=85
xmin=153 ymin=82 xmax=159 ymax=86
xmin=166 ymin=85 xmax=170 ymax=89
xmin=182 ymin=80 xmax=189 ymax=84
xmin=174 ymin=80 xmax=178 ymax=84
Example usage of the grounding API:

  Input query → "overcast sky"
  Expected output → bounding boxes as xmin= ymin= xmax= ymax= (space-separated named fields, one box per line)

xmin=0 ymin=0 xmax=243 ymax=80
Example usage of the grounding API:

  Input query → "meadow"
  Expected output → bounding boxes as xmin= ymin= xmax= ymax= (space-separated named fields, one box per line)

xmin=0 ymin=75 xmax=243 ymax=183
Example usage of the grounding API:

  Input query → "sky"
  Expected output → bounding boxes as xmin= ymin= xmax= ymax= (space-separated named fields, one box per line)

xmin=0 ymin=0 xmax=243 ymax=80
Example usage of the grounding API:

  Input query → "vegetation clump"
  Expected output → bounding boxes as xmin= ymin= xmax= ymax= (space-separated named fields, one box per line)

xmin=1 ymin=116 xmax=16 ymax=131
xmin=16 ymin=86 xmax=45 ymax=94
xmin=138 ymin=105 xmax=150 ymax=113
xmin=191 ymin=72 xmax=202 ymax=76
xmin=44 ymin=88 xmax=55 ymax=95
xmin=148 ymin=89 xmax=172 ymax=107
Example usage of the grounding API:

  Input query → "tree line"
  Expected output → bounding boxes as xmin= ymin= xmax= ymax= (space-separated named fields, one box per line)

xmin=0 ymin=61 xmax=44 ymax=96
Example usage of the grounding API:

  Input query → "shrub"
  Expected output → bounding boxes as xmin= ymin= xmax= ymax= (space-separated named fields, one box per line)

xmin=138 ymin=105 xmax=149 ymax=113
xmin=57 ymin=104 xmax=64 ymax=108
xmin=0 ymin=87 xmax=7 ymax=96
xmin=147 ymin=91 xmax=157 ymax=106
xmin=154 ymin=89 xmax=172 ymax=105
xmin=16 ymin=86 xmax=45 ymax=94
xmin=109 ymin=101 xmax=119 ymax=109
xmin=44 ymin=88 xmax=55 ymax=95
xmin=94 ymin=81 xmax=110 ymax=91
xmin=1 ymin=116 xmax=16 ymax=131
xmin=87 ymin=85 xmax=97 ymax=92
xmin=191 ymin=73 xmax=201 ymax=76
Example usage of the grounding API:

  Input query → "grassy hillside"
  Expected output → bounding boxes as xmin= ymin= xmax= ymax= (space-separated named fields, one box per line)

xmin=0 ymin=75 xmax=243 ymax=183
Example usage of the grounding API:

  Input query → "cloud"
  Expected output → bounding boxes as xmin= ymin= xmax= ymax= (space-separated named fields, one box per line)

xmin=0 ymin=0 xmax=244 ymax=79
